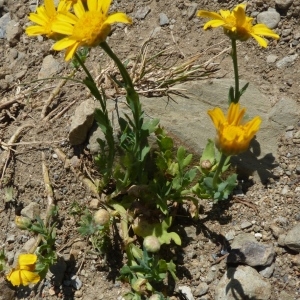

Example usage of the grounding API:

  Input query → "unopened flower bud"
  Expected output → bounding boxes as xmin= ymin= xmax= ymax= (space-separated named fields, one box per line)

xmin=94 ymin=209 xmax=110 ymax=226
xmin=201 ymin=159 xmax=212 ymax=170
xmin=143 ymin=236 xmax=161 ymax=253
xmin=15 ymin=216 xmax=32 ymax=230
xmin=132 ymin=277 xmax=147 ymax=293
xmin=149 ymin=294 xmax=162 ymax=300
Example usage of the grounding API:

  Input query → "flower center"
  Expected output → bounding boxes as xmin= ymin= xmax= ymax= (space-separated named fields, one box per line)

xmin=222 ymin=125 xmax=244 ymax=141
xmin=73 ymin=11 xmax=106 ymax=46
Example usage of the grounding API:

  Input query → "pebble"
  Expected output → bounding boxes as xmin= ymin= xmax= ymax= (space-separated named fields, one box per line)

xmin=6 ymin=234 xmax=15 ymax=243
xmin=178 ymin=286 xmax=194 ymax=300
xmin=276 ymin=54 xmax=298 ymax=68
xmin=71 ymin=275 xmax=82 ymax=290
xmin=257 ymin=9 xmax=281 ymax=29
xmin=135 ymin=6 xmax=151 ymax=19
xmin=275 ymin=0 xmax=294 ymax=10
xmin=194 ymin=282 xmax=209 ymax=297
xmin=38 ymin=54 xmax=63 ymax=79
xmin=240 ymin=220 xmax=252 ymax=229
xmin=266 ymin=54 xmax=278 ymax=63
xmin=0 ymin=12 xmax=11 ymax=39
xmin=159 ymin=13 xmax=169 ymax=26
xmin=187 ymin=3 xmax=198 ymax=20
xmin=281 ymin=185 xmax=289 ymax=195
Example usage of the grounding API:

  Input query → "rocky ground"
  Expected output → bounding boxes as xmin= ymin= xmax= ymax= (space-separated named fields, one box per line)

xmin=0 ymin=0 xmax=300 ymax=299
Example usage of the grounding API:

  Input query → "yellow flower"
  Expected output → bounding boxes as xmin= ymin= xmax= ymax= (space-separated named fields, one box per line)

xmin=26 ymin=0 xmax=69 ymax=39
xmin=6 ymin=254 xmax=40 ymax=286
xmin=208 ymin=103 xmax=261 ymax=156
xmin=52 ymin=0 xmax=132 ymax=61
xmin=197 ymin=4 xmax=279 ymax=47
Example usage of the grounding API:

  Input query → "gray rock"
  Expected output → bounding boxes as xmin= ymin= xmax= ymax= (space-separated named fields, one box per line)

xmin=0 ymin=12 xmax=11 ymax=39
xmin=228 ymin=233 xmax=275 ymax=267
xmin=258 ymin=262 xmax=275 ymax=278
xmin=257 ymin=9 xmax=281 ymax=29
xmin=230 ymin=233 xmax=257 ymax=248
xmin=71 ymin=275 xmax=82 ymax=290
xmin=6 ymin=234 xmax=15 ymax=243
xmin=276 ymin=54 xmax=298 ymax=68
xmin=278 ymin=233 xmax=287 ymax=246
xmin=275 ymin=0 xmax=294 ymax=10
xmin=135 ymin=6 xmax=151 ymax=19
xmin=38 ymin=55 xmax=63 ymax=79
xmin=21 ymin=202 xmax=40 ymax=220
xmin=69 ymin=99 xmax=95 ymax=145
xmin=266 ymin=54 xmax=278 ymax=63
xmin=240 ymin=221 xmax=252 ymax=229
xmin=214 ymin=266 xmax=271 ymax=300
xmin=284 ymin=223 xmax=300 ymax=252
xmin=5 ymin=19 xmax=22 ymax=45
xmin=187 ymin=3 xmax=198 ymax=20
xmin=178 ymin=286 xmax=194 ymax=300
xmin=194 ymin=282 xmax=209 ymax=296
xmin=159 ymin=13 xmax=169 ymax=26
xmin=279 ymin=291 xmax=295 ymax=300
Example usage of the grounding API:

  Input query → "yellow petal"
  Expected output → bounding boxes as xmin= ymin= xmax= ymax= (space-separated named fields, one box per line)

xmin=56 ymin=12 xmax=78 ymax=25
xmin=19 ymin=270 xmax=40 ymax=286
xmin=28 ymin=13 xmax=48 ymax=26
xmin=197 ymin=10 xmax=223 ymax=20
xmin=203 ymin=19 xmax=226 ymax=29
xmin=87 ymin=0 xmax=98 ymax=12
xmin=105 ymin=12 xmax=132 ymax=25
xmin=18 ymin=254 xmax=37 ymax=267
xmin=52 ymin=37 xmax=77 ymax=50
xmin=98 ymin=0 xmax=112 ymax=15
xmin=25 ymin=25 xmax=46 ymax=36
xmin=44 ymin=0 xmax=56 ymax=17
xmin=233 ymin=3 xmax=247 ymax=12
xmin=7 ymin=270 xmax=22 ymax=286
xmin=252 ymin=24 xmax=280 ymax=39
xmin=219 ymin=9 xmax=231 ymax=19
xmin=52 ymin=21 xmax=74 ymax=35
xmin=73 ymin=0 xmax=86 ymax=18
xmin=208 ymin=107 xmax=226 ymax=128
xmin=64 ymin=41 xmax=81 ymax=61
xmin=233 ymin=5 xmax=246 ymax=27
xmin=250 ymin=33 xmax=268 ymax=47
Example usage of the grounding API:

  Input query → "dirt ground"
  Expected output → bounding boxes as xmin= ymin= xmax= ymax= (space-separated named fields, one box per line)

xmin=1 ymin=0 xmax=300 ymax=299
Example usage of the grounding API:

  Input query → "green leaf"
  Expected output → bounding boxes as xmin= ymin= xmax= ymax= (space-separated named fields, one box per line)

xmin=166 ymin=260 xmax=178 ymax=281
xmin=239 ymin=82 xmax=249 ymax=97
xmin=200 ymin=139 xmax=215 ymax=164
xmin=228 ymin=86 xmax=235 ymax=104
xmin=182 ymin=153 xmax=192 ymax=168
xmin=142 ymin=118 xmax=160 ymax=133
xmin=176 ymin=146 xmax=185 ymax=165
xmin=203 ymin=177 xmax=213 ymax=189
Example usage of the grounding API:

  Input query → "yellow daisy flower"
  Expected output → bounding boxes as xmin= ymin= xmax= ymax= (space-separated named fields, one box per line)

xmin=52 ymin=0 xmax=132 ymax=61
xmin=197 ymin=4 xmax=279 ymax=47
xmin=6 ymin=254 xmax=40 ymax=286
xmin=26 ymin=0 xmax=69 ymax=39
xmin=208 ymin=103 xmax=262 ymax=156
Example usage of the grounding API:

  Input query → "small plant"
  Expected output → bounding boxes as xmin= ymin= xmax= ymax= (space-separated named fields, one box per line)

xmin=18 ymin=0 xmax=280 ymax=297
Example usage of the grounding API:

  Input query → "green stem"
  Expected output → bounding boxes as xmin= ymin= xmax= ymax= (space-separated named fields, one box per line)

xmin=212 ymin=153 xmax=228 ymax=189
xmin=75 ymin=53 xmax=94 ymax=84
xmin=231 ymin=38 xmax=239 ymax=103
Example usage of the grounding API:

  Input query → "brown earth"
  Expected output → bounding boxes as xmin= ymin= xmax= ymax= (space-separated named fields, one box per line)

xmin=0 ymin=0 xmax=300 ymax=299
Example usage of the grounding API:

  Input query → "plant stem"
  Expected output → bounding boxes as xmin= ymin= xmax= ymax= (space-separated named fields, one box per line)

xmin=75 ymin=53 xmax=94 ymax=84
xmin=212 ymin=153 xmax=228 ymax=189
xmin=231 ymin=38 xmax=239 ymax=103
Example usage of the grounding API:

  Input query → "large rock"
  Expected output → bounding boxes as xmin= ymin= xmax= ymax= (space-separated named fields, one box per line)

xmin=214 ymin=265 xmax=271 ymax=300
xmin=227 ymin=233 xmax=275 ymax=267
xmin=284 ymin=223 xmax=300 ymax=252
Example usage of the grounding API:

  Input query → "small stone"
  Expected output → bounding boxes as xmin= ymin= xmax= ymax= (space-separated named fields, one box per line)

xmin=269 ymin=223 xmax=283 ymax=238
xmin=281 ymin=185 xmax=289 ymax=195
xmin=275 ymin=0 xmax=294 ymax=10
xmin=278 ymin=234 xmax=287 ymax=246
xmin=135 ymin=6 xmax=151 ymax=19
xmin=6 ymin=234 xmax=15 ymax=243
xmin=258 ymin=262 xmax=275 ymax=278
xmin=0 ymin=12 xmax=11 ymax=39
xmin=225 ymin=230 xmax=235 ymax=241
xmin=38 ymin=55 xmax=63 ymax=79
xmin=240 ymin=221 xmax=252 ymax=229
xmin=178 ymin=286 xmax=194 ymax=300
xmin=194 ymin=282 xmax=209 ymax=297
xmin=266 ymin=54 xmax=278 ymax=63
xmin=187 ymin=3 xmax=197 ymax=20
xmin=89 ymin=198 xmax=100 ymax=209
xmin=21 ymin=202 xmax=40 ymax=220
xmin=255 ymin=232 xmax=263 ymax=239
xmin=74 ymin=290 xmax=83 ymax=298
xmin=276 ymin=54 xmax=298 ymax=69
xmin=159 ymin=13 xmax=169 ymax=26
xmin=284 ymin=223 xmax=300 ymax=252
xmin=6 ymin=19 xmax=22 ymax=45
xmin=71 ymin=275 xmax=82 ymax=290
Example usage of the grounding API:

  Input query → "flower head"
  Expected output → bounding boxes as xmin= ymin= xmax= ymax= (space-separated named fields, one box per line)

xmin=6 ymin=254 xmax=40 ymax=286
xmin=26 ymin=0 xmax=69 ymax=39
xmin=208 ymin=103 xmax=261 ymax=156
xmin=197 ymin=4 xmax=279 ymax=47
xmin=51 ymin=0 xmax=132 ymax=61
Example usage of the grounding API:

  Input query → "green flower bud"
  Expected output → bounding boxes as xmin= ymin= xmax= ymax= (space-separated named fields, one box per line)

xmin=15 ymin=216 xmax=32 ymax=230
xmin=201 ymin=159 xmax=212 ymax=170
xmin=143 ymin=236 xmax=161 ymax=253
xmin=132 ymin=277 xmax=147 ymax=294
xmin=93 ymin=209 xmax=110 ymax=226
xmin=149 ymin=294 xmax=162 ymax=300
